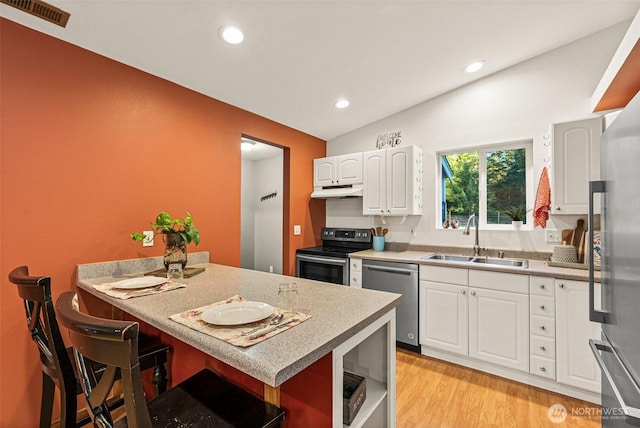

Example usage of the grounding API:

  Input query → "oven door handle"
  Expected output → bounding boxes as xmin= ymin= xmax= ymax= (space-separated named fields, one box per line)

xmin=296 ymin=254 xmax=348 ymax=266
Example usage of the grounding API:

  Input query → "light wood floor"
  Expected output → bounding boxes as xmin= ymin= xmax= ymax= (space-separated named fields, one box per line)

xmin=396 ymin=349 xmax=600 ymax=428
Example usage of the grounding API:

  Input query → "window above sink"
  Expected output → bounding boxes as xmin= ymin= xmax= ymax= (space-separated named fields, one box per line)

xmin=438 ymin=139 xmax=533 ymax=231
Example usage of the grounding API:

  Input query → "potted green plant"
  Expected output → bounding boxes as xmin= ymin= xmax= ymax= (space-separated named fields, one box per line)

xmin=503 ymin=206 xmax=528 ymax=229
xmin=132 ymin=211 xmax=200 ymax=268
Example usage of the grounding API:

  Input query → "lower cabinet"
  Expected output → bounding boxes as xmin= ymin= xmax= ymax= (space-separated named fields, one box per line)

xmin=419 ymin=281 xmax=468 ymax=356
xmin=555 ymin=279 xmax=602 ymax=393
xmin=419 ymin=266 xmax=529 ymax=373
xmin=468 ymin=287 xmax=529 ymax=372
xmin=419 ymin=265 xmax=601 ymax=401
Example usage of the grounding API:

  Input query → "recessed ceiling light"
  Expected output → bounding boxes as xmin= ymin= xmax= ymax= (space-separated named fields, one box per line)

xmin=335 ymin=99 xmax=350 ymax=109
xmin=220 ymin=25 xmax=244 ymax=45
xmin=464 ymin=60 xmax=486 ymax=73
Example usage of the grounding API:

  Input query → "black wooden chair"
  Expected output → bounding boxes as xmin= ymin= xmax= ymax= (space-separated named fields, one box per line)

xmin=8 ymin=266 xmax=170 ymax=428
xmin=56 ymin=290 xmax=286 ymax=428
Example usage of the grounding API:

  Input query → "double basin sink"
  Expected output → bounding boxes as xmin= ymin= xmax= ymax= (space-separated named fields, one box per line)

xmin=422 ymin=254 xmax=529 ymax=268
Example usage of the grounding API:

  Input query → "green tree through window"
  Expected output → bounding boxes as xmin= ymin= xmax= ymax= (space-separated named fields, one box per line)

xmin=441 ymin=141 xmax=531 ymax=228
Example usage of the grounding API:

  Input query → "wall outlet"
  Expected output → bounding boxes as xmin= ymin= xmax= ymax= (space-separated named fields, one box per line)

xmin=294 ymin=225 xmax=301 ymax=235
xmin=545 ymin=229 xmax=561 ymax=244
xmin=142 ymin=231 xmax=154 ymax=247
xmin=269 ymin=265 xmax=274 ymax=273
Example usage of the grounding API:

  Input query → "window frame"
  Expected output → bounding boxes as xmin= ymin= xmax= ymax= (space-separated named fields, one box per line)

xmin=437 ymin=139 xmax=534 ymax=231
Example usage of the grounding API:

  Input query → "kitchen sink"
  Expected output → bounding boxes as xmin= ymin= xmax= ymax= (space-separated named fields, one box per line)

xmin=421 ymin=254 xmax=529 ymax=268
xmin=470 ymin=257 xmax=529 ymax=268
xmin=422 ymin=254 xmax=476 ymax=262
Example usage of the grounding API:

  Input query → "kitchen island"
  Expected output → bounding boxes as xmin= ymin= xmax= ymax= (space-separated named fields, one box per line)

xmin=76 ymin=253 xmax=400 ymax=427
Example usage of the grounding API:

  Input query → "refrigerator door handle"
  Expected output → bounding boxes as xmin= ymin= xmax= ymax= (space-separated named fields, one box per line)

xmin=589 ymin=181 xmax=607 ymax=323
xmin=590 ymin=339 xmax=640 ymax=423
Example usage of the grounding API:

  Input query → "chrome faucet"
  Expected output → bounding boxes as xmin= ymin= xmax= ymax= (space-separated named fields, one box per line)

xmin=463 ymin=214 xmax=481 ymax=256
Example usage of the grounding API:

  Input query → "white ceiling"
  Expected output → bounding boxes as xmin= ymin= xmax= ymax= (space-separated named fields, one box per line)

xmin=2 ymin=1 xmax=639 ymax=141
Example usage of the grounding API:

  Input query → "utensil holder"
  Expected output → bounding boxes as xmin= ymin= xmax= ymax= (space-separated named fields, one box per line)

xmin=373 ymin=236 xmax=385 ymax=252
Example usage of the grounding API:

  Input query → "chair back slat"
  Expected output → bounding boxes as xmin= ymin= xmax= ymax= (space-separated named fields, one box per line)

xmin=56 ymin=291 xmax=153 ymax=428
xmin=8 ymin=266 xmax=76 ymax=399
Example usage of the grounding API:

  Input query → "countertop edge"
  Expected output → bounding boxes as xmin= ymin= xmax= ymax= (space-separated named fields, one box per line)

xmin=349 ymin=250 xmax=601 ymax=282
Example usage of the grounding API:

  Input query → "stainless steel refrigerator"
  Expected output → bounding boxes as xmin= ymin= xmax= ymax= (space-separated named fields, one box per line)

xmin=589 ymin=89 xmax=640 ymax=427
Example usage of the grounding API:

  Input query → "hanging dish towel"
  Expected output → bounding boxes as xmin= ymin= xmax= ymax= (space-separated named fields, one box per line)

xmin=534 ymin=166 xmax=551 ymax=228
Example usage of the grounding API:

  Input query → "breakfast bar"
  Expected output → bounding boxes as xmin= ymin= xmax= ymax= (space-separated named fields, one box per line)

xmin=75 ymin=252 xmax=400 ymax=427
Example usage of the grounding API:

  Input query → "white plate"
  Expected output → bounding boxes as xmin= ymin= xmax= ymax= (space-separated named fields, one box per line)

xmin=201 ymin=301 xmax=274 ymax=326
xmin=110 ymin=276 xmax=168 ymax=290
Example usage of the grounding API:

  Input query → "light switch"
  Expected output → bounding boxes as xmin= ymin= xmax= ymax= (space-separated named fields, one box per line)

xmin=294 ymin=225 xmax=301 ymax=235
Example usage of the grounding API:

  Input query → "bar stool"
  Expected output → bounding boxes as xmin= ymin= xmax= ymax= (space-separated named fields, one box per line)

xmin=56 ymin=290 xmax=286 ymax=428
xmin=8 ymin=266 xmax=170 ymax=427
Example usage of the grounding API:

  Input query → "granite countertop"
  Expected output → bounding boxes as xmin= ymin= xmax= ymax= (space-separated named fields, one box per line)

xmin=76 ymin=256 xmax=401 ymax=388
xmin=350 ymin=249 xmax=601 ymax=282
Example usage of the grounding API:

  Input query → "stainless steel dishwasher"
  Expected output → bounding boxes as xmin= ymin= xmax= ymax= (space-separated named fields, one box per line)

xmin=362 ymin=259 xmax=419 ymax=351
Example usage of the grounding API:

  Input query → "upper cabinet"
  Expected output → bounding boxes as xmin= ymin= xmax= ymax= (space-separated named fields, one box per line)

xmin=313 ymin=153 xmax=363 ymax=187
xmin=551 ymin=117 xmax=602 ymax=215
xmin=591 ymin=9 xmax=640 ymax=112
xmin=363 ymin=145 xmax=423 ymax=216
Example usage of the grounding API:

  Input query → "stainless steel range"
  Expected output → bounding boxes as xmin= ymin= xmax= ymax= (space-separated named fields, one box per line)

xmin=295 ymin=227 xmax=372 ymax=285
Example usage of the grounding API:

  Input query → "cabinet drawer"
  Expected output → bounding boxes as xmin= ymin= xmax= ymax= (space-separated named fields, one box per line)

xmin=530 ymin=296 xmax=555 ymax=318
xmin=350 ymin=271 xmax=362 ymax=288
xmin=350 ymin=258 xmax=362 ymax=272
xmin=530 ymin=276 xmax=554 ymax=297
xmin=468 ymin=270 xmax=528 ymax=294
xmin=530 ymin=336 xmax=556 ymax=359
xmin=530 ymin=355 xmax=556 ymax=380
xmin=530 ymin=315 xmax=555 ymax=338
xmin=420 ymin=265 xmax=468 ymax=286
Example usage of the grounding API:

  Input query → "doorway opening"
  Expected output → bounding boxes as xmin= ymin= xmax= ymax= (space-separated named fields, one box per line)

xmin=240 ymin=136 xmax=284 ymax=274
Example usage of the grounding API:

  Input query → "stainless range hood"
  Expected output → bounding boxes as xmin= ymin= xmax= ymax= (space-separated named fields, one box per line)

xmin=310 ymin=184 xmax=363 ymax=199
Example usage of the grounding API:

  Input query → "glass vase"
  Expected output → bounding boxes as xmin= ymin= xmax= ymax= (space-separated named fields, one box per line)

xmin=163 ymin=231 xmax=187 ymax=269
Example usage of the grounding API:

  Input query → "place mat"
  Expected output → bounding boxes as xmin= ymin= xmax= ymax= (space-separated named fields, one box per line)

xmin=145 ymin=267 xmax=205 ymax=278
xmin=92 ymin=280 xmax=186 ymax=299
xmin=169 ymin=295 xmax=312 ymax=348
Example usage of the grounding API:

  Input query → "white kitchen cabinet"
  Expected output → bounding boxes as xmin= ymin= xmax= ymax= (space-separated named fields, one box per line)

xmin=468 ymin=286 xmax=529 ymax=372
xmin=349 ymin=257 xmax=362 ymax=288
xmin=313 ymin=152 xmax=363 ymax=187
xmin=363 ymin=145 xmax=423 ymax=216
xmin=529 ymin=276 xmax=556 ymax=379
xmin=419 ymin=280 xmax=468 ymax=356
xmin=555 ymin=279 xmax=601 ymax=393
xmin=551 ymin=117 xmax=602 ymax=214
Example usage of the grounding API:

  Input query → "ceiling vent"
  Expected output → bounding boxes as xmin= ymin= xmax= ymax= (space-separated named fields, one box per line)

xmin=1 ymin=0 xmax=70 ymax=27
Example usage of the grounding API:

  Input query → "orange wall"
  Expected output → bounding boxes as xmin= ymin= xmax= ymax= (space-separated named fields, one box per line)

xmin=0 ymin=18 xmax=326 ymax=426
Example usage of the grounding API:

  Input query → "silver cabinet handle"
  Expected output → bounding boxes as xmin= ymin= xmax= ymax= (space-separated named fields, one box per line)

xmin=589 ymin=180 xmax=607 ymax=323
xmin=590 ymin=339 xmax=640 ymax=423
xmin=470 ymin=291 xmax=476 ymax=296
xmin=539 ymin=325 xmax=546 ymax=331
xmin=555 ymin=206 xmax=561 ymax=211
xmin=540 ymin=305 xmax=545 ymax=310
xmin=559 ymin=283 xmax=565 ymax=289
xmin=539 ymin=284 xmax=546 ymax=290
xmin=540 ymin=346 xmax=546 ymax=351
xmin=540 ymin=366 xmax=547 ymax=372
xmin=460 ymin=290 xmax=466 ymax=295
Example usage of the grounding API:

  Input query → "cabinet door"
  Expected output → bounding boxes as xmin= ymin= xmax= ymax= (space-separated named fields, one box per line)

xmin=336 ymin=153 xmax=363 ymax=185
xmin=419 ymin=281 xmax=468 ymax=355
xmin=386 ymin=146 xmax=412 ymax=215
xmin=469 ymin=287 xmax=529 ymax=372
xmin=551 ymin=117 xmax=602 ymax=214
xmin=363 ymin=150 xmax=386 ymax=215
xmin=555 ymin=279 xmax=601 ymax=393
xmin=313 ymin=157 xmax=336 ymax=187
